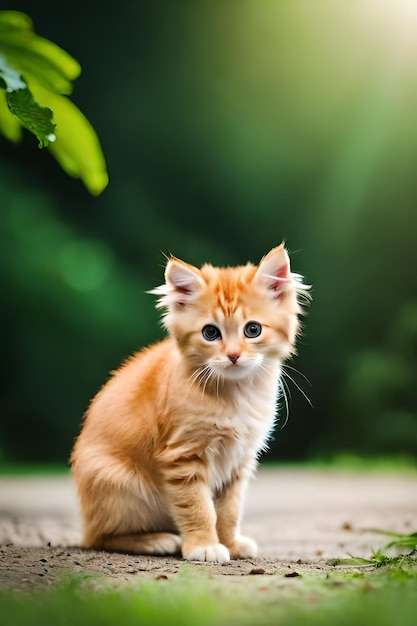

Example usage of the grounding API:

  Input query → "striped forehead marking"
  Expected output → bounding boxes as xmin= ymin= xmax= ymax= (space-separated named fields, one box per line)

xmin=214 ymin=273 xmax=241 ymax=317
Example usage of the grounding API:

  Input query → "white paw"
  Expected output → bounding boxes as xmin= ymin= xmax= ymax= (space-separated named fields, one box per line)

xmin=152 ymin=533 xmax=182 ymax=555
xmin=229 ymin=535 xmax=258 ymax=559
xmin=184 ymin=543 xmax=230 ymax=564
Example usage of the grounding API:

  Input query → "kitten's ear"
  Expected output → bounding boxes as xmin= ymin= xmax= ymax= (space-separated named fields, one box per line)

xmin=149 ymin=257 xmax=205 ymax=311
xmin=165 ymin=258 xmax=205 ymax=297
xmin=255 ymin=244 xmax=292 ymax=297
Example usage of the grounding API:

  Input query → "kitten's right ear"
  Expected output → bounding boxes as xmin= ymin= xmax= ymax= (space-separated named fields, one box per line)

xmin=149 ymin=257 xmax=205 ymax=310
xmin=165 ymin=258 xmax=205 ymax=296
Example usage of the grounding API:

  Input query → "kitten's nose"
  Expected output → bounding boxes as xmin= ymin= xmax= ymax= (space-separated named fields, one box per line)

xmin=228 ymin=354 xmax=240 ymax=365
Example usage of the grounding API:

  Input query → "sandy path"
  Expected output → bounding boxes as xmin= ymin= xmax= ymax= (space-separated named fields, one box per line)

xmin=1 ymin=468 xmax=416 ymax=587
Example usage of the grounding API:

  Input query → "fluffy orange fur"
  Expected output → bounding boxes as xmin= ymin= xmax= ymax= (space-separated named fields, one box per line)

xmin=71 ymin=245 xmax=309 ymax=563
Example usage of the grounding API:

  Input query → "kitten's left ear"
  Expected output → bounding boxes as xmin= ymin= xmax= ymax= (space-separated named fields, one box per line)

xmin=255 ymin=244 xmax=292 ymax=297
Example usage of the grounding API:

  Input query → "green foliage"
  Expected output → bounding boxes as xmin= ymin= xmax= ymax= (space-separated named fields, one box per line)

xmin=384 ymin=531 xmax=417 ymax=551
xmin=0 ymin=10 xmax=108 ymax=194
xmin=328 ymin=530 xmax=417 ymax=568
xmin=329 ymin=551 xmax=417 ymax=569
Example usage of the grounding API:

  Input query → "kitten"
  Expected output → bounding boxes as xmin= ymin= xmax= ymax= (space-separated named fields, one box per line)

xmin=71 ymin=244 xmax=309 ymax=563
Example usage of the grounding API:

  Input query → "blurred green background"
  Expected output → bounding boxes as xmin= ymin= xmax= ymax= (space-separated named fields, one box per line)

xmin=1 ymin=0 xmax=416 ymax=465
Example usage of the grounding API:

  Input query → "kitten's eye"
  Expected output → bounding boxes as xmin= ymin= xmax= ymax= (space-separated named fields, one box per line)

xmin=244 ymin=322 xmax=262 ymax=338
xmin=202 ymin=325 xmax=222 ymax=341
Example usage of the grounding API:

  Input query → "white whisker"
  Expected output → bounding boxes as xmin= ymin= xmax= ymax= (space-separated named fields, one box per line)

xmin=281 ymin=375 xmax=292 ymax=403
xmin=186 ymin=364 xmax=213 ymax=398
xmin=215 ymin=370 xmax=221 ymax=399
xmin=282 ymin=364 xmax=312 ymax=387
xmin=277 ymin=377 xmax=290 ymax=430
xmin=201 ymin=365 xmax=216 ymax=396
xmin=282 ymin=370 xmax=314 ymax=408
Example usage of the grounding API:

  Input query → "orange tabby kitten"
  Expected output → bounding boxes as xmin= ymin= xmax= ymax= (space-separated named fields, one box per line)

xmin=71 ymin=244 xmax=309 ymax=563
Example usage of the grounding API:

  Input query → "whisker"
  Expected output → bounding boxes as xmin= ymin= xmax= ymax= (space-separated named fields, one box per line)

xmin=281 ymin=364 xmax=312 ymax=387
xmin=201 ymin=366 xmax=216 ymax=396
xmin=187 ymin=364 xmax=212 ymax=398
xmin=188 ymin=367 xmax=205 ymax=388
xmin=215 ymin=370 xmax=221 ymax=399
xmin=282 ymin=370 xmax=314 ymax=408
xmin=277 ymin=378 xmax=289 ymax=430
xmin=281 ymin=375 xmax=292 ymax=403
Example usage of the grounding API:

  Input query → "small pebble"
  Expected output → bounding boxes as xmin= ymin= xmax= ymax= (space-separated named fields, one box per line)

xmin=284 ymin=571 xmax=300 ymax=578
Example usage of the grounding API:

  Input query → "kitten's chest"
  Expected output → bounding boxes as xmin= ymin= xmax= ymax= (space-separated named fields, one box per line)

xmin=161 ymin=371 xmax=280 ymax=490
xmin=196 ymin=385 xmax=278 ymax=490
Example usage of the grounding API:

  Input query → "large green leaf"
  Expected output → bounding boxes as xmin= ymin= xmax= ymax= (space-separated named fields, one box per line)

xmin=0 ymin=10 xmax=32 ymax=34
xmin=0 ymin=11 xmax=80 ymax=94
xmin=0 ymin=10 xmax=108 ymax=194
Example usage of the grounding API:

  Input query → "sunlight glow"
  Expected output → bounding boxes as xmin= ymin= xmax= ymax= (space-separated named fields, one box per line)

xmin=370 ymin=0 xmax=417 ymax=28
xmin=387 ymin=0 xmax=417 ymax=20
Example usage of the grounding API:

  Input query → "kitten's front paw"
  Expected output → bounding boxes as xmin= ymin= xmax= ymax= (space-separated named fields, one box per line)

xmin=228 ymin=535 xmax=258 ymax=559
xmin=183 ymin=542 xmax=230 ymax=564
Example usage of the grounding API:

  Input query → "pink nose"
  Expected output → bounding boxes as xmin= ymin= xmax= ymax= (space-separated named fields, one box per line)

xmin=228 ymin=354 xmax=240 ymax=365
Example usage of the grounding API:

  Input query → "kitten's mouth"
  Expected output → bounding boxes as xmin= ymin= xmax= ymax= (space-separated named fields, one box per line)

xmin=214 ymin=360 xmax=257 ymax=381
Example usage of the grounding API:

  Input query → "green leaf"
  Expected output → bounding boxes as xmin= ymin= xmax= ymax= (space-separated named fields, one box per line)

xmin=385 ymin=532 xmax=417 ymax=550
xmin=0 ymin=54 xmax=55 ymax=147
xmin=1 ymin=36 xmax=81 ymax=95
xmin=0 ymin=88 xmax=21 ymax=141
xmin=0 ymin=11 xmax=80 ymax=95
xmin=32 ymin=82 xmax=108 ymax=195
xmin=327 ymin=557 xmax=374 ymax=567
xmin=0 ymin=10 xmax=108 ymax=194
xmin=0 ymin=10 xmax=32 ymax=33
xmin=366 ymin=529 xmax=417 ymax=551
xmin=6 ymin=87 xmax=55 ymax=148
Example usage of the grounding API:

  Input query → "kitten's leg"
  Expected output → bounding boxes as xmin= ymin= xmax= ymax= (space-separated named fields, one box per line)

xmin=163 ymin=475 xmax=230 ymax=564
xmin=86 ymin=532 xmax=182 ymax=555
xmin=74 ymin=465 xmax=182 ymax=556
xmin=215 ymin=475 xmax=257 ymax=559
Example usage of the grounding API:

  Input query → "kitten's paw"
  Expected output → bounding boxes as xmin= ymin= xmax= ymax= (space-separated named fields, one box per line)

xmin=183 ymin=543 xmax=230 ymax=564
xmin=228 ymin=535 xmax=258 ymax=559
xmin=150 ymin=532 xmax=183 ymax=555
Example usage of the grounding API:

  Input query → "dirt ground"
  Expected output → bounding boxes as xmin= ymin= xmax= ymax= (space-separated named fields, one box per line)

xmin=1 ymin=468 xmax=416 ymax=588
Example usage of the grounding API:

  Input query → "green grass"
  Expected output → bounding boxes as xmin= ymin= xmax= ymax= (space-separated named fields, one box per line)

xmin=1 ymin=529 xmax=417 ymax=626
xmin=0 ymin=533 xmax=415 ymax=626
xmin=328 ymin=530 xmax=417 ymax=568
xmin=0 ymin=562 xmax=416 ymax=626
